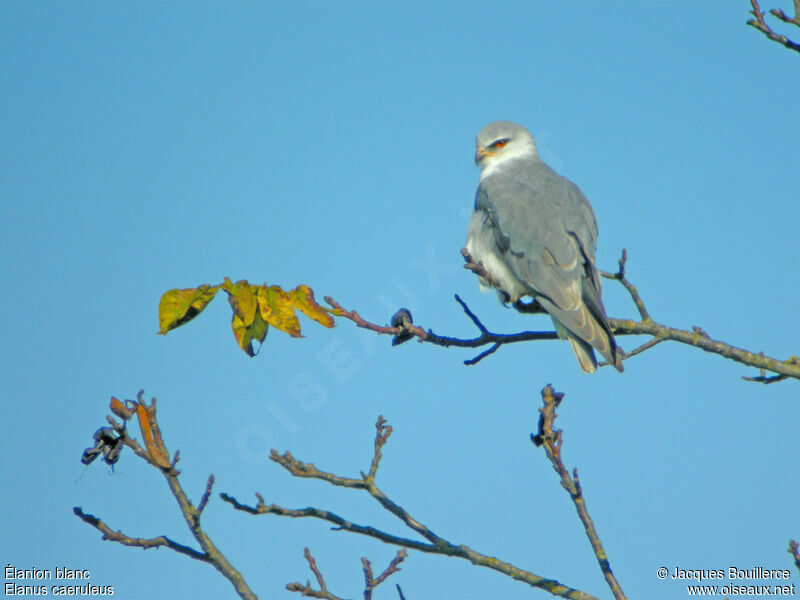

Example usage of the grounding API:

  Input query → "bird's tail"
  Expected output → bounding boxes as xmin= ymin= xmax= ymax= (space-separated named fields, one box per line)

xmin=566 ymin=335 xmax=599 ymax=373
xmin=550 ymin=307 xmax=625 ymax=373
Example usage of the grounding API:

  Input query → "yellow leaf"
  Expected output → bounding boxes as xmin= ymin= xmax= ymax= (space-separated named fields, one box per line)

xmin=257 ymin=285 xmax=302 ymax=337
xmin=223 ymin=279 xmax=258 ymax=327
xmin=231 ymin=309 xmax=269 ymax=356
xmin=158 ymin=284 xmax=220 ymax=334
xmin=290 ymin=284 xmax=335 ymax=328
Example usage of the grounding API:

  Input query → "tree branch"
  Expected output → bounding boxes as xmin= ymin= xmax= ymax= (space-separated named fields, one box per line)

xmin=222 ymin=416 xmax=603 ymax=600
xmin=362 ymin=550 xmax=407 ymax=600
xmin=286 ymin=548 xmax=348 ymax=600
xmin=532 ymin=386 xmax=627 ymax=600
xmin=284 ymin=547 xmax=407 ymax=600
xmin=72 ymin=506 xmax=211 ymax=562
xmin=789 ymin=540 xmax=800 ymax=575
xmin=221 ymin=494 xmax=441 ymax=554
xmin=197 ymin=474 xmax=215 ymax=518
xmin=747 ymin=0 xmax=800 ymax=53
xmin=599 ymin=248 xmax=650 ymax=320
xmin=599 ymin=337 xmax=662 ymax=366
xmin=325 ymin=249 xmax=800 ymax=382
xmin=608 ymin=318 xmax=800 ymax=381
xmin=76 ymin=393 xmax=257 ymax=600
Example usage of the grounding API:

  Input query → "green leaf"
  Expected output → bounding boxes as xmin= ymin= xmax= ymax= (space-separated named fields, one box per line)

xmin=231 ymin=309 xmax=269 ymax=357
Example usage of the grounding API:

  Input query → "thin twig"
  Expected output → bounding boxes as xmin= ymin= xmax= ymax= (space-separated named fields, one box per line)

xmin=270 ymin=450 xmax=366 ymax=489
xmin=221 ymin=495 xmax=438 ymax=553
xmin=464 ymin=342 xmax=501 ymax=365
xmin=364 ymin=416 xmax=391 ymax=482
xmin=72 ymin=507 xmax=211 ymax=562
xmin=742 ymin=373 xmax=789 ymax=384
xmin=196 ymin=474 xmax=215 ymax=520
xmin=270 ymin=431 xmax=444 ymax=546
xmin=454 ymin=293 xmax=489 ymax=333
xmin=363 ymin=550 xmax=407 ymax=600
xmin=304 ymin=548 xmax=327 ymax=591
xmin=772 ymin=2 xmax=800 ymax=26
xmin=370 ymin=550 xmax=407 ymax=588
xmin=789 ymin=540 xmax=800 ymax=575
xmin=599 ymin=337 xmax=662 ymax=366
xmin=325 ymin=296 xmax=429 ymax=341
xmin=599 ymin=248 xmax=651 ymax=321
xmin=285 ymin=547 xmax=406 ymax=600
xmin=747 ymin=0 xmax=800 ymax=53
xmin=285 ymin=548 xmax=347 ymax=600
xmin=532 ymin=385 xmax=627 ymax=600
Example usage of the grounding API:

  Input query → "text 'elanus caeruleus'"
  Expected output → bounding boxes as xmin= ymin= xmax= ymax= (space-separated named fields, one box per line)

xmin=465 ymin=121 xmax=624 ymax=373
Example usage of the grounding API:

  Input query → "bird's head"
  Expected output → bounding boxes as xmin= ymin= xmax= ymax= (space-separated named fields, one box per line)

xmin=474 ymin=121 xmax=538 ymax=178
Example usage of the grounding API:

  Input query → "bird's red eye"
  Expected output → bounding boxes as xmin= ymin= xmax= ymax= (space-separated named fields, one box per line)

xmin=495 ymin=139 xmax=507 ymax=148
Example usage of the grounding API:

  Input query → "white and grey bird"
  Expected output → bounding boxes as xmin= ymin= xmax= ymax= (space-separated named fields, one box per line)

xmin=465 ymin=121 xmax=624 ymax=373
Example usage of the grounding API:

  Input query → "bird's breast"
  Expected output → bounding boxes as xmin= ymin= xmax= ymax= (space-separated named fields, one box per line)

xmin=466 ymin=210 xmax=529 ymax=302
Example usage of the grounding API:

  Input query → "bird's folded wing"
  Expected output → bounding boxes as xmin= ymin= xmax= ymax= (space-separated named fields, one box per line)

xmin=476 ymin=165 xmax=599 ymax=313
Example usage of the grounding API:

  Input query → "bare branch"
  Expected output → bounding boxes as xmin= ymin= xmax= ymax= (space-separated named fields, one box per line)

xmin=222 ymin=493 xmax=600 ymax=599
xmin=747 ymin=0 xmax=800 ymax=53
xmin=269 ymin=421 xmax=444 ymax=546
xmin=222 ymin=418 xmax=603 ymax=600
xmin=599 ymin=248 xmax=650 ymax=321
xmin=329 ymin=292 xmax=557 ymax=359
xmin=532 ymin=385 xmax=627 ymax=600
xmin=270 ymin=449 xmax=367 ymax=490
xmin=72 ymin=506 xmax=211 ymax=562
xmin=197 ymin=474 xmax=215 ymax=519
xmin=454 ymin=293 xmax=490 ymax=333
xmin=304 ymin=548 xmax=328 ymax=590
xmin=221 ymin=494 xmax=440 ymax=553
xmin=464 ymin=342 xmax=501 ymax=366
xmin=609 ymin=319 xmax=800 ymax=382
xmin=364 ymin=416 xmax=392 ymax=482
xmin=370 ymin=550 xmax=407 ymax=588
xmin=284 ymin=547 xmax=406 ymax=600
xmin=599 ymin=337 xmax=662 ymax=366
xmin=789 ymin=540 xmax=800 ymax=575
xmin=363 ymin=550 xmax=407 ymax=600
xmin=325 ymin=296 xmax=430 ymax=341
xmin=286 ymin=548 xmax=347 ymax=600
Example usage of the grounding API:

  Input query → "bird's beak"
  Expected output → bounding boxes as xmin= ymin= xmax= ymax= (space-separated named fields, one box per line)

xmin=474 ymin=147 xmax=488 ymax=164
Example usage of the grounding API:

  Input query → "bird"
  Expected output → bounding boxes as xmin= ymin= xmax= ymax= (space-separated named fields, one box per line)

xmin=465 ymin=121 xmax=624 ymax=373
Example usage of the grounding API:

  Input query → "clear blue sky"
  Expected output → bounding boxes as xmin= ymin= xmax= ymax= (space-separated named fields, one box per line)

xmin=2 ymin=2 xmax=799 ymax=599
